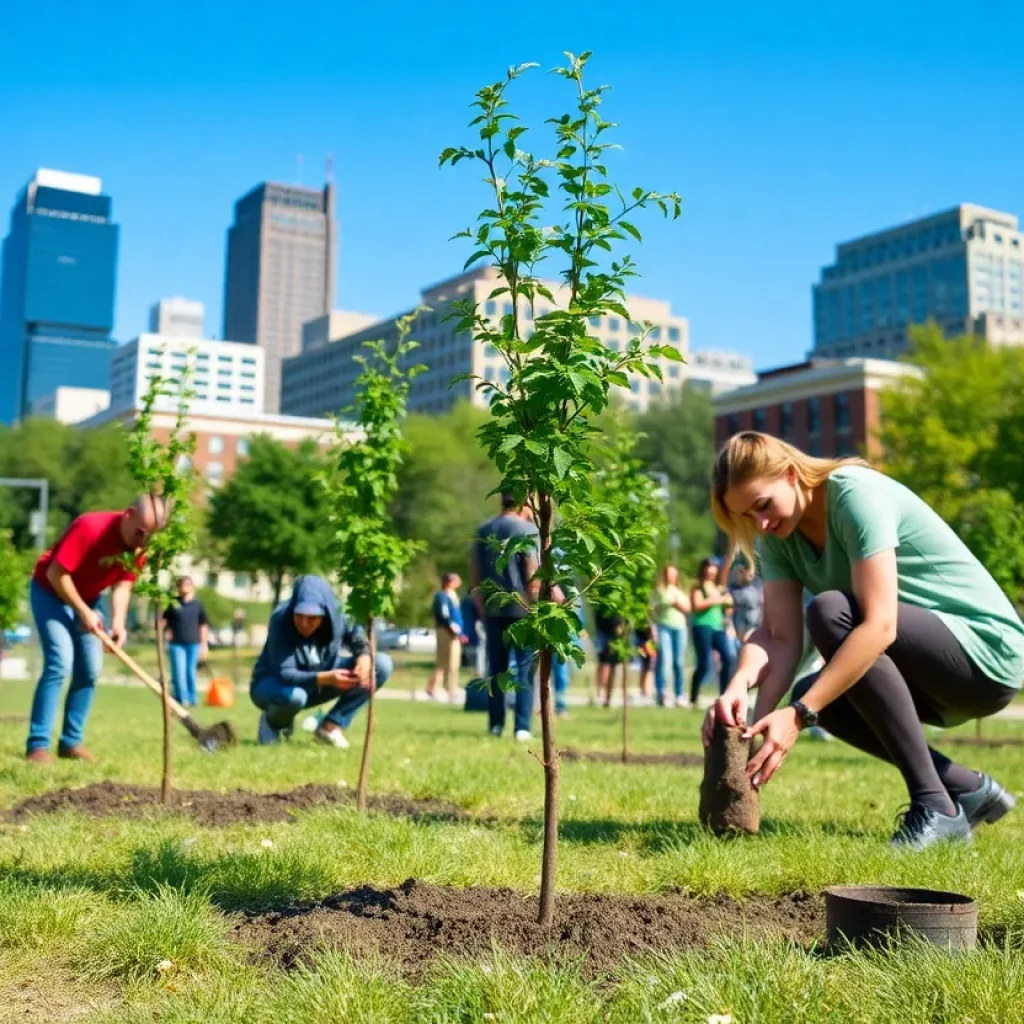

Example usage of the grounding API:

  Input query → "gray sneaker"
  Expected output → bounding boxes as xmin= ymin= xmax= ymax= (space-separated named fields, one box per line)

xmin=890 ymin=803 xmax=972 ymax=851
xmin=959 ymin=773 xmax=1016 ymax=830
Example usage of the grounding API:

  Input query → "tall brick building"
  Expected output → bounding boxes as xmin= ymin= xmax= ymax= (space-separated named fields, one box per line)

xmin=713 ymin=358 xmax=918 ymax=459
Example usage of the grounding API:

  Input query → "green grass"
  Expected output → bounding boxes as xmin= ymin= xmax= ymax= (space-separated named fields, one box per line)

xmin=0 ymin=661 xmax=1022 ymax=1022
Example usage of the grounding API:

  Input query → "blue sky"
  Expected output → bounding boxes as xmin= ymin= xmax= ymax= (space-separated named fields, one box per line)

xmin=2 ymin=1 xmax=1022 ymax=369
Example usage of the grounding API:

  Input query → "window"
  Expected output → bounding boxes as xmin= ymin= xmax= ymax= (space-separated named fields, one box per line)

xmin=834 ymin=393 xmax=850 ymax=432
xmin=588 ymin=315 xmax=601 ymax=327
xmin=628 ymin=322 xmax=641 ymax=337
xmin=630 ymin=379 xmax=640 ymax=394
xmin=727 ymin=414 xmax=740 ymax=435
xmin=649 ymin=381 xmax=662 ymax=397
xmin=485 ymin=300 xmax=496 ymax=316
xmin=206 ymin=571 xmax=218 ymax=589
xmin=780 ymin=401 xmax=793 ymax=438
xmin=753 ymin=408 xmax=767 ymax=431
xmin=667 ymin=365 xmax=680 ymax=379
xmin=668 ymin=327 xmax=680 ymax=342
xmin=503 ymin=302 xmax=514 ymax=316
xmin=236 ymin=438 xmax=249 ymax=457
xmin=650 ymin=327 xmax=661 ymax=340
xmin=208 ymin=435 xmax=224 ymax=455
xmin=175 ymin=454 xmax=191 ymax=472
xmin=608 ymin=318 xmax=620 ymax=332
xmin=807 ymin=397 xmax=821 ymax=435
xmin=234 ymin=573 xmax=249 ymax=589
xmin=207 ymin=462 xmax=224 ymax=485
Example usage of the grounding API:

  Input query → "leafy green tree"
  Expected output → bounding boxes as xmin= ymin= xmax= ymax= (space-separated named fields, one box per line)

xmin=441 ymin=52 xmax=680 ymax=925
xmin=326 ymin=321 xmax=424 ymax=811
xmin=122 ymin=362 xmax=197 ymax=803
xmin=207 ymin=436 xmax=332 ymax=606
xmin=391 ymin=401 xmax=499 ymax=625
xmin=590 ymin=417 xmax=666 ymax=761
xmin=633 ymin=384 xmax=717 ymax=571
xmin=0 ymin=420 xmax=137 ymax=547
xmin=878 ymin=325 xmax=1024 ymax=600
xmin=0 ymin=529 xmax=29 ymax=653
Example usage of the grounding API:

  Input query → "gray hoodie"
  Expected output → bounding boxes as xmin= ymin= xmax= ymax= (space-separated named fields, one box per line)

xmin=251 ymin=575 xmax=368 ymax=687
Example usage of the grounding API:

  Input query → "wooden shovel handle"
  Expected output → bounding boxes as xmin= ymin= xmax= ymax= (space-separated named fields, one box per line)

xmin=97 ymin=632 xmax=191 ymax=720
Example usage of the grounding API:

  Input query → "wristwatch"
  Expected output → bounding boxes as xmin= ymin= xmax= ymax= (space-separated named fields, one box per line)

xmin=789 ymin=699 xmax=818 ymax=730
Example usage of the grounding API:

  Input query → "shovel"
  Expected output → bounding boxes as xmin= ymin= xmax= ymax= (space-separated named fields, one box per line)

xmin=99 ymin=633 xmax=238 ymax=752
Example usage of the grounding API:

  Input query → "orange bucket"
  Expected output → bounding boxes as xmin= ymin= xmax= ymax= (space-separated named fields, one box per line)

xmin=206 ymin=676 xmax=236 ymax=708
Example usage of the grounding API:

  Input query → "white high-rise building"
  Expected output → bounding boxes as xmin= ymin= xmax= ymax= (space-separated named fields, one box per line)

xmin=149 ymin=298 xmax=205 ymax=339
xmin=813 ymin=204 xmax=1024 ymax=358
xmin=110 ymin=335 xmax=265 ymax=417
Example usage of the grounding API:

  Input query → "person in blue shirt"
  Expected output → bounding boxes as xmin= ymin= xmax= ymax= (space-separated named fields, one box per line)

xmin=250 ymin=575 xmax=392 ymax=749
xmin=427 ymin=573 xmax=464 ymax=702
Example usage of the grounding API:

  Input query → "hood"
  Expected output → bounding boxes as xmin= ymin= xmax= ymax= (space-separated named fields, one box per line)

xmin=286 ymin=575 xmax=343 ymax=643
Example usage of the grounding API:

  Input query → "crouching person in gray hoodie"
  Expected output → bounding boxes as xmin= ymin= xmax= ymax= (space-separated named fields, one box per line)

xmin=250 ymin=575 xmax=393 ymax=749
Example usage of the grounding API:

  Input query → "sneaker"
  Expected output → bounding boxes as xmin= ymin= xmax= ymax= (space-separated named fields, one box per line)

xmin=515 ymin=730 xmax=532 ymax=742
xmin=25 ymin=748 xmax=54 ymax=765
xmin=57 ymin=744 xmax=95 ymax=762
xmin=258 ymin=713 xmax=283 ymax=746
xmin=890 ymin=803 xmax=971 ymax=851
xmin=674 ymin=697 xmax=689 ymax=709
xmin=314 ymin=723 xmax=350 ymax=749
xmin=489 ymin=725 xmax=503 ymax=737
xmin=959 ymin=773 xmax=1016 ymax=830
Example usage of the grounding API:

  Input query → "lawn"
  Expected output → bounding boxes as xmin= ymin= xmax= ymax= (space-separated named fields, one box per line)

xmin=0 ymin=654 xmax=1022 ymax=1023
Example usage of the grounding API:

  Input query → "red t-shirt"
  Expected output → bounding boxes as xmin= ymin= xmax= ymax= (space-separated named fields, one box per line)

xmin=33 ymin=511 xmax=145 ymax=605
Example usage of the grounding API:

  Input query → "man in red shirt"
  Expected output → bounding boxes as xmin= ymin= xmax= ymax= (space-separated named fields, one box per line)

xmin=26 ymin=495 xmax=167 ymax=763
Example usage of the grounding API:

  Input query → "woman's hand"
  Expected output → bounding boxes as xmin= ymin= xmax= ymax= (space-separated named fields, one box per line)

xmin=742 ymin=706 xmax=800 ymax=789
xmin=702 ymin=682 xmax=748 ymax=748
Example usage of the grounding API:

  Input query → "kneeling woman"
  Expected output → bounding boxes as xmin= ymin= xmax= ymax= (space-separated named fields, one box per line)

xmin=704 ymin=432 xmax=1024 ymax=850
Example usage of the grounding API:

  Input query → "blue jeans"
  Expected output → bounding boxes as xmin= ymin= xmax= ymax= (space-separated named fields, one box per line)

xmin=655 ymin=624 xmax=686 ymax=701
xmin=484 ymin=617 xmax=536 ymax=734
xmin=169 ymin=642 xmax=201 ymax=706
xmin=551 ymin=644 xmax=580 ymax=715
xmin=691 ymin=625 xmax=735 ymax=704
xmin=250 ymin=652 xmax=393 ymax=731
xmin=27 ymin=581 xmax=104 ymax=754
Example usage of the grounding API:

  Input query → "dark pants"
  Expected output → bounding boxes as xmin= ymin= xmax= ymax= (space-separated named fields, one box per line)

xmin=793 ymin=591 xmax=1016 ymax=814
xmin=250 ymin=653 xmax=393 ymax=731
xmin=691 ymin=624 xmax=735 ymax=704
xmin=484 ymin=616 xmax=536 ymax=734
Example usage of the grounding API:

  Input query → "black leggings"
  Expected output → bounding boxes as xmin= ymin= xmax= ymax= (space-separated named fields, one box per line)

xmin=792 ymin=591 xmax=1017 ymax=815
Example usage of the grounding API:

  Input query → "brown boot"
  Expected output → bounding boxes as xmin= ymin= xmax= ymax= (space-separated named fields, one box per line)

xmin=57 ymin=744 xmax=96 ymax=762
xmin=25 ymin=748 xmax=54 ymax=765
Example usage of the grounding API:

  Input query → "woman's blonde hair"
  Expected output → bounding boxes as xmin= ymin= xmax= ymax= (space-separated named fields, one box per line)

xmin=711 ymin=432 xmax=866 ymax=569
xmin=658 ymin=564 xmax=677 ymax=587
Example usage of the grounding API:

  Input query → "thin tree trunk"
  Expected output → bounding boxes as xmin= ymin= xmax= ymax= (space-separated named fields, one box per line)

xmin=273 ymin=573 xmax=283 ymax=608
xmin=355 ymin=625 xmax=376 ymax=812
xmin=536 ymin=492 xmax=559 ymax=928
xmin=154 ymin=607 xmax=172 ymax=804
xmin=621 ymin=660 xmax=629 ymax=764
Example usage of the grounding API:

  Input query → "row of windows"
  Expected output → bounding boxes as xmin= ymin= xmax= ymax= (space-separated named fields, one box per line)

xmin=730 ymin=394 xmax=851 ymax=438
xmin=824 ymin=222 xmax=963 ymax=279
xmin=481 ymin=299 xmax=682 ymax=342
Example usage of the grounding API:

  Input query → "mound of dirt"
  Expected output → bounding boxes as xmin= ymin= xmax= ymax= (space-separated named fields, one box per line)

xmin=560 ymin=748 xmax=703 ymax=767
xmin=6 ymin=781 xmax=469 ymax=827
xmin=232 ymin=879 xmax=822 ymax=979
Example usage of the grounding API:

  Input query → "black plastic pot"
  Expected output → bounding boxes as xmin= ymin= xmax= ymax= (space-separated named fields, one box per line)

xmin=825 ymin=886 xmax=977 ymax=950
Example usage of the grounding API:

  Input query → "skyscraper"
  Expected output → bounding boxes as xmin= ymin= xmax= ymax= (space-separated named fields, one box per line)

xmin=813 ymin=204 xmax=1024 ymax=359
xmin=149 ymin=297 xmax=205 ymax=338
xmin=222 ymin=180 xmax=335 ymax=413
xmin=0 ymin=169 xmax=119 ymax=424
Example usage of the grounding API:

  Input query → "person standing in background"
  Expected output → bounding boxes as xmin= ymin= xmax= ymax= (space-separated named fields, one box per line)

xmin=652 ymin=565 xmax=690 ymax=707
xmin=471 ymin=494 xmax=539 ymax=741
xmin=690 ymin=555 xmax=736 ymax=705
xmin=164 ymin=575 xmax=209 ymax=707
xmin=426 ymin=572 xmax=464 ymax=703
xmin=729 ymin=562 xmax=764 ymax=641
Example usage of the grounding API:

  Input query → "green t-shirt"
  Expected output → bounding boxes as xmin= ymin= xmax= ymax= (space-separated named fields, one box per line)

xmin=759 ymin=465 xmax=1024 ymax=690
xmin=690 ymin=582 xmax=726 ymax=630
xmin=653 ymin=584 xmax=687 ymax=629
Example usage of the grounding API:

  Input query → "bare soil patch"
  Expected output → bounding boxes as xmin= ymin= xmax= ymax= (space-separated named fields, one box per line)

xmin=231 ymin=879 xmax=822 ymax=979
xmin=6 ymin=781 xmax=469 ymax=827
xmin=561 ymin=747 xmax=702 ymax=767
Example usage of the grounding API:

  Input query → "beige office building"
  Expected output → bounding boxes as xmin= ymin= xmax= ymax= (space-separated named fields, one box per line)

xmin=222 ymin=181 xmax=336 ymax=413
xmin=282 ymin=265 xmax=692 ymax=417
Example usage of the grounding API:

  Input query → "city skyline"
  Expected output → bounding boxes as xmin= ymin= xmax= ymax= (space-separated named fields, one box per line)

xmin=2 ymin=2 xmax=1023 ymax=373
